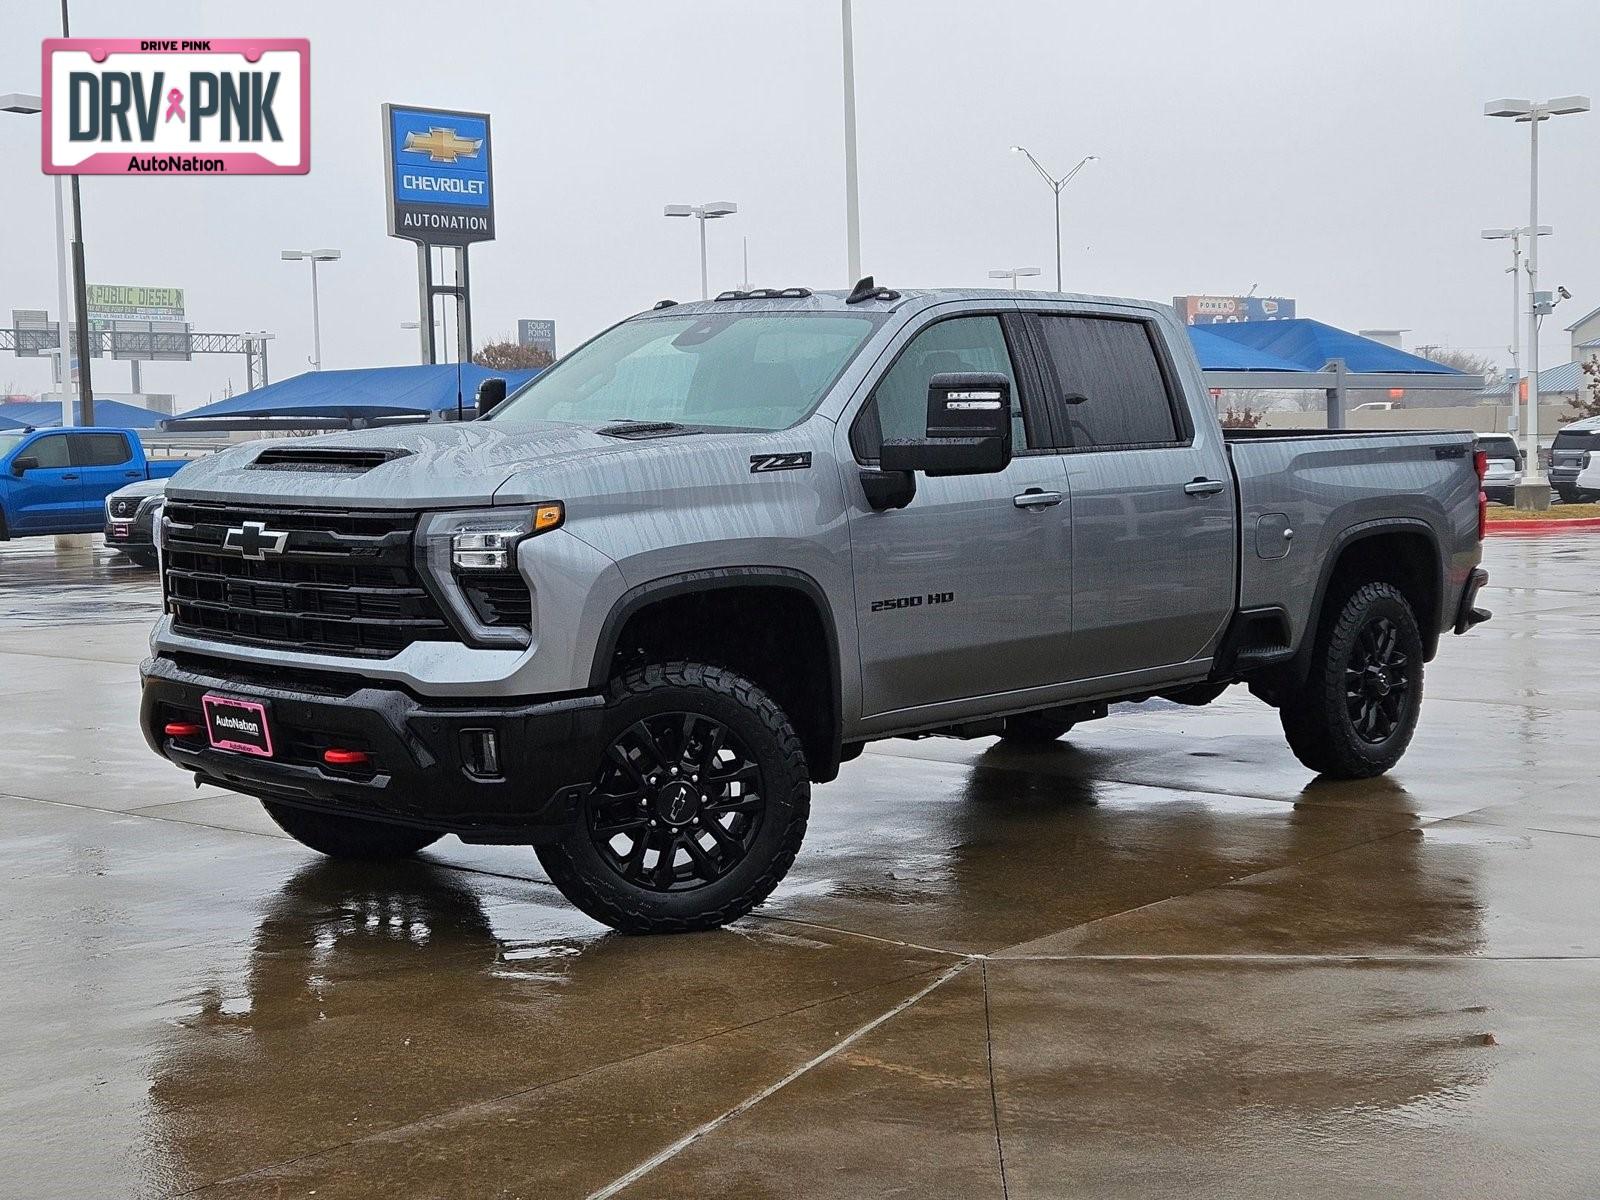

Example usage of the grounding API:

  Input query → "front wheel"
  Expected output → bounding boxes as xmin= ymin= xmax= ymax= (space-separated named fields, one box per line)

xmin=262 ymin=800 xmax=443 ymax=860
xmin=535 ymin=662 xmax=810 ymax=934
xmin=1279 ymin=581 xmax=1424 ymax=779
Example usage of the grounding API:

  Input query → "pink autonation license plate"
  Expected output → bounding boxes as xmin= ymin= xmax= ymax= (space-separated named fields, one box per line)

xmin=201 ymin=693 xmax=274 ymax=757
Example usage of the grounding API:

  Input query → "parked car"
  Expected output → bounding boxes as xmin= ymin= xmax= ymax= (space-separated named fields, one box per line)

xmin=104 ymin=477 xmax=172 ymax=566
xmin=1548 ymin=416 xmax=1600 ymax=502
xmin=1475 ymin=433 xmax=1524 ymax=505
xmin=140 ymin=285 xmax=1491 ymax=933
xmin=0 ymin=427 xmax=185 ymax=539
xmin=1574 ymin=447 xmax=1600 ymax=499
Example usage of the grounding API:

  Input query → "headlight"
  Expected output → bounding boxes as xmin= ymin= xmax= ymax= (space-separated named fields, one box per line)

xmin=416 ymin=505 xmax=564 ymax=649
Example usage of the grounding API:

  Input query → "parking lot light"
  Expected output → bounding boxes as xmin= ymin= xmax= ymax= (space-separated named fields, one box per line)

xmin=281 ymin=248 xmax=342 ymax=371
xmin=664 ymin=202 xmax=738 ymax=300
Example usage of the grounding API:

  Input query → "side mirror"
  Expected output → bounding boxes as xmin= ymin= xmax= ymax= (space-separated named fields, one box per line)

xmin=11 ymin=455 xmax=39 ymax=476
xmin=878 ymin=372 xmax=1013 ymax=477
xmin=475 ymin=377 xmax=508 ymax=419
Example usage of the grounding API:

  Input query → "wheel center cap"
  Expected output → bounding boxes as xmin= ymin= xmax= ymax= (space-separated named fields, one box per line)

xmin=656 ymin=780 xmax=702 ymax=826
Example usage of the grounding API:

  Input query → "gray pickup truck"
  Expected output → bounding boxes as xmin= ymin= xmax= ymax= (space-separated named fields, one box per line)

xmin=140 ymin=283 xmax=1491 ymax=932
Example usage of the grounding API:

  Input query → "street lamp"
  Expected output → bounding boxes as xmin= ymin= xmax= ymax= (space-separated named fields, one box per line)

xmin=1009 ymin=146 xmax=1097 ymax=291
xmin=1484 ymin=95 xmax=1590 ymax=508
xmin=1481 ymin=225 xmax=1551 ymax=447
xmin=988 ymin=267 xmax=1043 ymax=290
xmin=3 ymin=92 xmax=78 ymax=428
xmin=664 ymin=202 xmax=738 ymax=300
xmin=280 ymin=248 xmax=341 ymax=371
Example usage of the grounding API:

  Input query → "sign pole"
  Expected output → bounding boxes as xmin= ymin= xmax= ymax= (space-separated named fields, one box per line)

xmin=455 ymin=246 xmax=472 ymax=363
xmin=415 ymin=243 xmax=436 ymax=365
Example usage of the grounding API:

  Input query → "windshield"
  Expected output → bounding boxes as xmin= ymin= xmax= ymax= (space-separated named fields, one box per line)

xmin=489 ymin=312 xmax=881 ymax=432
xmin=0 ymin=433 xmax=26 ymax=458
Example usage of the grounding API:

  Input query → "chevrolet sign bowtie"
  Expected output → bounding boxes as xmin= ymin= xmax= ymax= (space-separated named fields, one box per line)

xmin=223 ymin=520 xmax=289 ymax=560
xmin=402 ymin=127 xmax=482 ymax=163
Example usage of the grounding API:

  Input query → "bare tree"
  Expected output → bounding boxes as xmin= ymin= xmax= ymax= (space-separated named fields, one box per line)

xmin=1572 ymin=358 xmax=1600 ymax=422
xmin=472 ymin=338 xmax=553 ymax=371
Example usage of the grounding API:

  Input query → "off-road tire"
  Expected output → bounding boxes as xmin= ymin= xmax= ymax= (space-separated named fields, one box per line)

xmin=535 ymin=662 xmax=810 ymax=934
xmin=1279 ymin=581 xmax=1423 ymax=779
xmin=262 ymin=800 xmax=443 ymax=860
xmin=999 ymin=712 xmax=1076 ymax=744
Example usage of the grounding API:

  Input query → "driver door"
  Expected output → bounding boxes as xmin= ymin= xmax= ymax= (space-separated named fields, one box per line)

xmin=7 ymin=433 xmax=80 ymax=533
xmin=845 ymin=311 xmax=1072 ymax=721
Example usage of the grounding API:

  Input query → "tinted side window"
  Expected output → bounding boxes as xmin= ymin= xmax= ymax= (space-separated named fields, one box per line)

xmin=26 ymin=434 xmax=72 ymax=469
xmin=852 ymin=315 xmax=1026 ymax=458
xmin=70 ymin=432 xmax=132 ymax=467
xmin=1033 ymin=316 xmax=1181 ymax=450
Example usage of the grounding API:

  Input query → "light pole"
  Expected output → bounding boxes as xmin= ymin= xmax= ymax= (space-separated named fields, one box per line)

xmin=840 ymin=0 xmax=861 ymax=284
xmin=281 ymin=248 xmax=341 ymax=371
xmin=664 ymin=202 xmax=737 ymax=300
xmin=1481 ymin=225 xmax=1551 ymax=445
xmin=3 ymin=92 xmax=76 ymax=427
xmin=1009 ymin=147 xmax=1097 ymax=291
xmin=1485 ymin=95 xmax=1590 ymax=508
xmin=988 ymin=267 xmax=1042 ymax=290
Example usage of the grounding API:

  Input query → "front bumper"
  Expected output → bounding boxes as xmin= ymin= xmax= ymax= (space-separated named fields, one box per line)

xmin=104 ymin=504 xmax=157 ymax=548
xmin=140 ymin=653 xmax=606 ymax=842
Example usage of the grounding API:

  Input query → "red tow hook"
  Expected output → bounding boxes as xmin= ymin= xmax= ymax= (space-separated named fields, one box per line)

xmin=323 ymin=748 xmax=370 ymax=767
xmin=164 ymin=721 xmax=203 ymax=738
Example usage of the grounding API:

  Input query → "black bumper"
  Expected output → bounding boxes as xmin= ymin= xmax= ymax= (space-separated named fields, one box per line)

xmin=104 ymin=505 xmax=157 ymax=549
xmin=139 ymin=654 xmax=606 ymax=842
xmin=1454 ymin=566 xmax=1491 ymax=635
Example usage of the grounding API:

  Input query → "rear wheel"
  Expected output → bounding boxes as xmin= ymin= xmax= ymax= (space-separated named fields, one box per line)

xmin=535 ymin=662 xmax=809 ymax=934
xmin=1557 ymin=487 xmax=1582 ymax=504
xmin=999 ymin=711 xmax=1076 ymax=744
xmin=1279 ymin=581 xmax=1423 ymax=779
xmin=262 ymin=800 xmax=443 ymax=860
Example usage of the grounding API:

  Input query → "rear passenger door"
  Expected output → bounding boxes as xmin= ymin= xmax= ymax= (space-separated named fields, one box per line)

xmin=69 ymin=431 xmax=140 ymax=517
xmin=1024 ymin=311 xmax=1235 ymax=677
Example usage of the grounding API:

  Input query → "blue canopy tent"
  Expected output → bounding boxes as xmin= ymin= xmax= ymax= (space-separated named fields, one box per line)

xmin=0 ymin=398 xmax=169 ymax=429
xmin=1186 ymin=320 xmax=1476 ymax=427
xmin=161 ymin=364 xmax=542 ymax=432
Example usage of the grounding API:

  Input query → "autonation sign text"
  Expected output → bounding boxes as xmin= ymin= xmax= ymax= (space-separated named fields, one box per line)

xmin=42 ymin=38 xmax=310 ymax=175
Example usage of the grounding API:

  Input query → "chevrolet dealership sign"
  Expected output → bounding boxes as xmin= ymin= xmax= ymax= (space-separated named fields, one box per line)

xmin=383 ymin=103 xmax=495 ymax=246
xmin=42 ymin=38 xmax=309 ymax=175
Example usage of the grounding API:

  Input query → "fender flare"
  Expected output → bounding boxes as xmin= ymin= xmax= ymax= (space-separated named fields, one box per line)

xmin=587 ymin=566 xmax=845 ymax=780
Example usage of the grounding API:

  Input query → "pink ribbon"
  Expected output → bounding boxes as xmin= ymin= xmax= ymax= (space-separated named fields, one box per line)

xmin=164 ymin=88 xmax=185 ymax=123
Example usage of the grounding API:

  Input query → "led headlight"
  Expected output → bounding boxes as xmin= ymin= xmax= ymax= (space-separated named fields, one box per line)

xmin=416 ymin=504 xmax=564 ymax=648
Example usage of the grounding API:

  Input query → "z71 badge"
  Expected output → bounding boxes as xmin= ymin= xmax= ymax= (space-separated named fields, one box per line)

xmin=750 ymin=452 xmax=812 ymax=473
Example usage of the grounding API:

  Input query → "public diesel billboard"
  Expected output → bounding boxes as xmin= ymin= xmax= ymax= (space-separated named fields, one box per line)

xmin=1173 ymin=295 xmax=1297 ymax=325
xmin=383 ymin=103 xmax=494 ymax=246
xmin=42 ymin=38 xmax=309 ymax=175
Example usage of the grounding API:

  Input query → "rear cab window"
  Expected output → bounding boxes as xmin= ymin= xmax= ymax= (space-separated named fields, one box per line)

xmin=69 ymin=432 xmax=133 ymax=467
xmin=1025 ymin=313 xmax=1190 ymax=451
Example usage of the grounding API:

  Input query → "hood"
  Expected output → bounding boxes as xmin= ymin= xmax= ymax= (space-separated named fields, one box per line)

xmin=166 ymin=421 xmax=655 ymax=509
xmin=110 ymin=476 xmax=171 ymax=501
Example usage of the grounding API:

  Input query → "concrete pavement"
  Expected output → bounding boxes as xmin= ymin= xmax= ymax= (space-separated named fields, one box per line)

xmin=1 ymin=534 xmax=1597 ymax=1198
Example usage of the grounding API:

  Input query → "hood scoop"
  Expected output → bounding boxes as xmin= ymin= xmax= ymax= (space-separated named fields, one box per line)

xmin=595 ymin=420 xmax=697 ymax=440
xmin=249 ymin=446 xmax=413 ymax=473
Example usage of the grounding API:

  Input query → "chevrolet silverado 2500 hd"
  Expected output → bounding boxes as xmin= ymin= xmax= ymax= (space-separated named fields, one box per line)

xmin=140 ymin=285 xmax=1491 ymax=932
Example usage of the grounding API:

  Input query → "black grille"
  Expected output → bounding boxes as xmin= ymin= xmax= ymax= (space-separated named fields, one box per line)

xmin=162 ymin=501 xmax=453 ymax=658
xmin=109 ymin=497 xmax=139 ymax=518
xmin=460 ymin=572 xmax=533 ymax=628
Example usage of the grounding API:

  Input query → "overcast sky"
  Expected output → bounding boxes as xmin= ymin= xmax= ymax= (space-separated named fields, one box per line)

xmin=2 ymin=0 xmax=1598 ymax=408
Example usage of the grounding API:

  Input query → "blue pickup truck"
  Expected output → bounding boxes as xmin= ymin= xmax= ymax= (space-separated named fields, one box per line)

xmin=0 ymin=426 xmax=186 ymax=539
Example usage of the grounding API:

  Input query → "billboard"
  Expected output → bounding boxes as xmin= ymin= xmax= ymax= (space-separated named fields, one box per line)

xmin=517 ymin=319 xmax=556 ymax=359
xmin=43 ymin=38 xmax=309 ymax=176
xmin=87 ymin=284 xmax=185 ymax=321
xmin=1174 ymin=295 xmax=1296 ymax=325
xmin=383 ymin=103 xmax=494 ymax=246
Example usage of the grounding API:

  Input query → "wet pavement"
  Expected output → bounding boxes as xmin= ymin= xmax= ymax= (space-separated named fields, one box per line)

xmin=2 ymin=534 xmax=1597 ymax=1198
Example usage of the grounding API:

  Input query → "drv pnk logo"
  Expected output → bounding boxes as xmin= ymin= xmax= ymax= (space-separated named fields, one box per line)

xmin=42 ymin=38 xmax=310 ymax=175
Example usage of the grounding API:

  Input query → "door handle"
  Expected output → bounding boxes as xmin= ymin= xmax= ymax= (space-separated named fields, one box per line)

xmin=124 ymin=470 xmax=141 ymax=478
xmin=1184 ymin=478 xmax=1225 ymax=497
xmin=1013 ymin=489 xmax=1064 ymax=509
xmin=61 ymin=473 xmax=80 ymax=480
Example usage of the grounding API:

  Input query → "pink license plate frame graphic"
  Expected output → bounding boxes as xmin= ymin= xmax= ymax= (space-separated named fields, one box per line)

xmin=42 ymin=38 xmax=311 ymax=176
xmin=201 ymin=693 xmax=275 ymax=757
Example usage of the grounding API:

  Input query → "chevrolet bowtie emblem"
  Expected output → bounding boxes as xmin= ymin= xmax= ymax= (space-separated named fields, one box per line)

xmin=223 ymin=520 xmax=289 ymax=561
xmin=402 ymin=126 xmax=483 ymax=164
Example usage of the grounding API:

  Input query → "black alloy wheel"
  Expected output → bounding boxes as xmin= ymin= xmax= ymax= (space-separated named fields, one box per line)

xmin=1344 ymin=615 xmax=1412 ymax=744
xmin=587 ymin=711 xmax=766 ymax=892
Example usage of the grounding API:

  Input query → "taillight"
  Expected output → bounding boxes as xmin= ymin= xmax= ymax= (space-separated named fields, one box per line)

xmin=1475 ymin=450 xmax=1488 ymax=541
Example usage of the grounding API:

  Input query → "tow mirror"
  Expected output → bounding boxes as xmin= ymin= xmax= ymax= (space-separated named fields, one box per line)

xmin=878 ymin=372 xmax=1013 ymax=477
xmin=475 ymin=377 xmax=508 ymax=419
xmin=11 ymin=455 xmax=39 ymax=475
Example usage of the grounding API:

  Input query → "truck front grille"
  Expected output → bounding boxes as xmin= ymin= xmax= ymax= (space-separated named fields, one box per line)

xmin=161 ymin=501 xmax=453 ymax=658
xmin=109 ymin=497 xmax=139 ymax=518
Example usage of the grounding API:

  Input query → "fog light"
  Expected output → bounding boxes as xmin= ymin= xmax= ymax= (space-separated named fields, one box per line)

xmin=323 ymin=748 xmax=369 ymax=766
xmin=461 ymin=728 xmax=501 ymax=777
